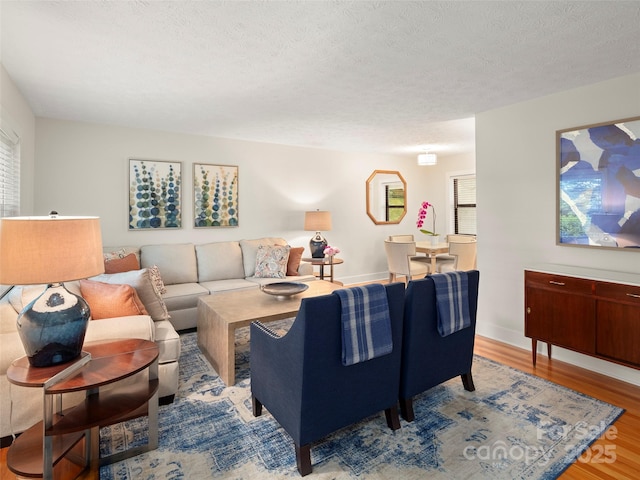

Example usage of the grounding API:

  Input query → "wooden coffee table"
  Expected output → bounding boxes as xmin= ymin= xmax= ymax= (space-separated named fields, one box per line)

xmin=197 ymin=280 xmax=342 ymax=386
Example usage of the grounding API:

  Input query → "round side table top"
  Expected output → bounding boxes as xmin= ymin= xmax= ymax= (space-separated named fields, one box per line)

xmin=302 ymin=257 xmax=344 ymax=265
xmin=7 ymin=338 xmax=158 ymax=392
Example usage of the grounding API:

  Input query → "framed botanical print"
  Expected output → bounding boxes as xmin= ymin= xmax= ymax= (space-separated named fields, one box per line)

xmin=193 ymin=163 xmax=239 ymax=227
xmin=557 ymin=116 xmax=640 ymax=249
xmin=129 ymin=159 xmax=182 ymax=229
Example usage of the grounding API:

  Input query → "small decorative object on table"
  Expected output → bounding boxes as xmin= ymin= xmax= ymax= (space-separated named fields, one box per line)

xmin=417 ymin=201 xmax=439 ymax=245
xmin=323 ymin=245 xmax=340 ymax=263
xmin=260 ymin=282 xmax=309 ymax=301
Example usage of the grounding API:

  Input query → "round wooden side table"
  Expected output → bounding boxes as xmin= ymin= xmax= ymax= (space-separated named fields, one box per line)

xmin=6 ymin=338 xmax=159 ymax=480
xmin=302 ymin=257 xmax=344 ymax=284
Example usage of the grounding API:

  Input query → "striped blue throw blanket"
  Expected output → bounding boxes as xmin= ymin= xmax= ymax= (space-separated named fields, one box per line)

xmin=334 ymin=284 xmax=393 ymax=366
xmin=431 ymin=271 xmax=471 ymax=337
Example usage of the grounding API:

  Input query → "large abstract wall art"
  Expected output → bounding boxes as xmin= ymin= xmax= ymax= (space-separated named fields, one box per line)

xmin=129 ymin=159 xmax=182 ymax=229
xmin=557 ymin=116 xmax=640 ymax=250
xmin=193 ymin=163 xmax=239 ymax=227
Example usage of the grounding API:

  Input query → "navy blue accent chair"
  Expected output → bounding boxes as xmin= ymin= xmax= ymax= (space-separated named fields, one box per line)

xmin=250 ymin=282 xmax=405 ymax=476
xmin=399 ymin=270 xmax=480 ymax=422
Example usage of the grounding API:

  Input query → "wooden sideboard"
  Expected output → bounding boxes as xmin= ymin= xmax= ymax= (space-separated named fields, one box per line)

xmin=524 ymin=265 xmax=640 ymax=369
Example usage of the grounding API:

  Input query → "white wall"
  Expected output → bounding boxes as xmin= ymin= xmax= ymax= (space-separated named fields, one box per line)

xmin=476 ymin=72 xmax=640 ymax=385
xmin=34 ymin=118 xmax=474 ymax=284
xmin=1 ymin=65 xmax=36 ymax=214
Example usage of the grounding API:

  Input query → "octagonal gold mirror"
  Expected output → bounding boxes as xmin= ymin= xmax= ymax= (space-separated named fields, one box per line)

xmin=366 ymin=170 xmax=407 ymax=225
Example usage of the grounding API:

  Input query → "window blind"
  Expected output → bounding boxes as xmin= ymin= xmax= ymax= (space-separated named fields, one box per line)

xmin=454 ymin=176 xmax=476 ymax=235
xmin=0 ymin=126 xmax=20 ymax=218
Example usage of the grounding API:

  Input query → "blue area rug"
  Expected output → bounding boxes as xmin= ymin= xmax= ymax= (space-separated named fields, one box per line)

xmin=100 ymin=325 xmax=623 ymax=479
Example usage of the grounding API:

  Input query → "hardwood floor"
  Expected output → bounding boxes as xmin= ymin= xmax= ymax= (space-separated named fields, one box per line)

xmin=474 ymin=336 xmax=640 ymax=480
xmin=2 ymin=335 xmax=639 ymax=479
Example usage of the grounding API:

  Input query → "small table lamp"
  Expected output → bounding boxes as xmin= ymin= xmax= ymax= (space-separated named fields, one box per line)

xmin=304 ymin=210 xmax=332 ymax=258
xmin=0 ymin=214 xmax=104 ymax=367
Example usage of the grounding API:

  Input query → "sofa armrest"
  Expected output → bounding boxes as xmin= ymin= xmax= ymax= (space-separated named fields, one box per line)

xmin=85 ymin=315 xmax=154 ymax=343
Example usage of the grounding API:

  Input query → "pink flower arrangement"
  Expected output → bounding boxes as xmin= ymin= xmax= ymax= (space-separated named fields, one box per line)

xmin=417 ymin=201 xmax=437 ymax=236
xmin=323 ymin=245 xmax=340 ymax=256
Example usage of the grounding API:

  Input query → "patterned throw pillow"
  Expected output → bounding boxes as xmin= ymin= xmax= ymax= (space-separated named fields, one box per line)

xmin=103 ymin=248 xmax=127 ymax=261
xmin=254 ymin=245 xmax=291 ymax=278
xmin=148 ymin=265 xmax=167 ymax=294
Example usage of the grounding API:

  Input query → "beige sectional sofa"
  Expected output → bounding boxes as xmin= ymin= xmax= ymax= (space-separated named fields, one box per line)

xmin=0 ymin=236 xmax=314 ymax=442
xmin=106 ymin=237 xmax=316 ymax=331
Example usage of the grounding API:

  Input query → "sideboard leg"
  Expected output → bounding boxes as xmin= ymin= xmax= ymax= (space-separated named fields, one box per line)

xmin=532 ymin=339 xmax=537 ymax=366
xmin=547 ymin=343 xmax=552 ymax=360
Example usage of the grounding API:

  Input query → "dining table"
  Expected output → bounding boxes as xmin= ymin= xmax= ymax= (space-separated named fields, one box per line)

xmin=415 ymin=241 xmax=450 ymax=273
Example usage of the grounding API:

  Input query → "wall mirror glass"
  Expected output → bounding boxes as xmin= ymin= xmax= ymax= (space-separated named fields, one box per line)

xmin=366 ymin=170 xmax=407 ymax=225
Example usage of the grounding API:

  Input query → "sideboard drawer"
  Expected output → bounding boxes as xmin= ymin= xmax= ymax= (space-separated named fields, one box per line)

xmin=525 ymin=271 xmax=593 ymax=295
xmin=595 ymin=281 xmax=640 ymax=305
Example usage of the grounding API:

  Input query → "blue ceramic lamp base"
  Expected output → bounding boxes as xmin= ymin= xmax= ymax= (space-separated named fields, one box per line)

xmin=309 ymin=232 xmax=328 ymax=258
xmin=17 ymin=283 xmax=90 ymax=367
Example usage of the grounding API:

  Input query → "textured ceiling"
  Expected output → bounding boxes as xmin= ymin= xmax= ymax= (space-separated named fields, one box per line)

xmin=1 ymin=1 xmax=639 ymax=157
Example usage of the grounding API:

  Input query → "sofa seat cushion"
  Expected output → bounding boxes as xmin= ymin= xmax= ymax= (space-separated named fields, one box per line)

xmin=162 ymin=283 xmax=209 ymax=311
xmin=153 ymin=319 xmax=181 ymax=364
xmin=84 ymin=314 xmax=154 ymax=343
xmin=244 ymin=274 xmax=317 ymax=286
xmin=196 ymin=241 xmax=245 ymax=281
xmin=141 ymin=244 xmax=197 ymax=285
xmin=199 ymin=279 xmax=257 ymax=293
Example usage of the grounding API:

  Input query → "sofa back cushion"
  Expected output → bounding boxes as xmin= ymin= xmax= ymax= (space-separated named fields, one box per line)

xmin=239 ymin=237 xmax=288 ymax=277
xmin=140 ymin=244 xmax=197 ymax=285
xmin=196 ymin=241 xmax=245 ymax=281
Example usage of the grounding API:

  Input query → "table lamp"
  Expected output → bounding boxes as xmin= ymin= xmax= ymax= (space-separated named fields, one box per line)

xmin=0 ymin=214 xmax=104 ymax=367
xmin=304 ymin=210 xmax=332 ymax=258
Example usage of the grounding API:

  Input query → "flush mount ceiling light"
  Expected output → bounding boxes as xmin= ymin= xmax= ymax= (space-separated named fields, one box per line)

xmin=417 ymin=152 xmax=437 ymax=166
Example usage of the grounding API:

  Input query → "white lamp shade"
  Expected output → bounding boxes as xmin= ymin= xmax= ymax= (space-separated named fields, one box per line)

xmin=417 ymin=153 xmax=437 ymax=166
xmin=0 ymin=216 xmax=105 ymax=285
xmin=304 ymin=211 xmax=332 ymax=231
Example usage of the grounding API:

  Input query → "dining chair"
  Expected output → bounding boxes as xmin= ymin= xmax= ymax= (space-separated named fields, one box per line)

xmin=388 ymin=235 xmax=431 ymax=263
xmin=388 ymin=234 xmax=415 ymax=242
xmin=384 ymin=240 xmax=430 ymax=282
xmin=446 ymin=234 xmax=476 ymax=243
xmin=434 ymin=235 xmax=477 ymax=267
xmin=437 ymin=240 xmax=477 ymax=272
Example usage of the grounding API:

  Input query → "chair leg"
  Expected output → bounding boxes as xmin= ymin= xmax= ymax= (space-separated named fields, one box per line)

xmin=295 ymin=443 xmax=312 ymax=476
xmin=399 ymin=397 xmax=415 ymax=422
xmin=461 ymin=372 xmax=475 ymax=392
xmin=252 ymin=395 xmax=263 ymax=417
xmin=384 ymin=404 xmax=401 ymax=430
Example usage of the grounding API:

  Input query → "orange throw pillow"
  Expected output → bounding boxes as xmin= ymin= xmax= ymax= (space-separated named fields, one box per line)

xmin=79 ymin=279 xmax=149 ymax=320
xmin=287 ymin=247 xmax=305 ymax=276
xmin=104 ymin=253 xmax=140 ymax=274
